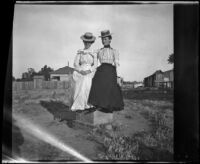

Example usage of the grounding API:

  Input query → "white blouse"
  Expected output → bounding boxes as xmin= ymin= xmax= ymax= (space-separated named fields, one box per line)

xmin=73 ymin=48 xmax=98 ymax=72
xmin=97 ymin=47 xmax=120 ymax=76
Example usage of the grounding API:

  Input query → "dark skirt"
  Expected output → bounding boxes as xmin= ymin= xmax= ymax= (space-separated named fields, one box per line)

xmin=88 ymin=63 xmax=124 ymax=113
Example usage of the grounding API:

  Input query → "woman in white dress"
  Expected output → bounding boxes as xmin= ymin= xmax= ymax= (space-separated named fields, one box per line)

xmin=71 ymin=32 xmax=97 ymax=112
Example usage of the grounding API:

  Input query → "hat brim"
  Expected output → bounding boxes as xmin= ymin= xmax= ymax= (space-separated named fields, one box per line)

xmin=98 ymin=33 xmax=113 ymax=38
xmin=81 ymin=35 xmax=96 ymax=42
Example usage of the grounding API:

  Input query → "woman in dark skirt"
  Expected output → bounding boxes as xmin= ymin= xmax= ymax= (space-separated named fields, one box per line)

xmin=88 ymin=30 xmax=124 ymax=113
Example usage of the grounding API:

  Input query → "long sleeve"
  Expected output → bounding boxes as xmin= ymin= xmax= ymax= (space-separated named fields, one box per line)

xmin=73 ymin=51 xmax=81 ymax=72
xmin=114 ymin=50 xmax=120 ymax=77
xmin=89 ymin=52 xmax=98 ymax=72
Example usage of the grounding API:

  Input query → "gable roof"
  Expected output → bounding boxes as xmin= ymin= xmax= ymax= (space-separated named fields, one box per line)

xmin=163 ymin=69 xmax=173 ymax=74
xmin=50 ymin=66 xmax=74 ymax=75
xmin=154 ymin=70 xmax=163 ymax=74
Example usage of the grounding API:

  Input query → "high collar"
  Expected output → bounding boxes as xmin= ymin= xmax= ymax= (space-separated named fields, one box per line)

xmin=83 ymin=47 xmax=90 ymax=51
xmin=104 ymin=45 xmax=111 ymax=48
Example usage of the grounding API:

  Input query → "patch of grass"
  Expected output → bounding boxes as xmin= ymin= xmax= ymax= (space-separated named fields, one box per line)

xmin=125 ymin=115 xmax=132 ymax=119
xmin=86 ymin=124 xmax=139 ymax=160
xmin=37 ymin=143 xmax=60 ymax=160
xmin=35 ymin=142 xmax=75 ymax=161
xmin=31 ymin=95 xmax=43 ymax=100
xmin=98 ymin=135 xmax=140 ymax=160
xmin=122 ymin=89 xmax=173 ymax=101
xmin=135 ymin=107 xmax=173 ymax=159
xmin=87 ymin=105 xmax=173 ymax=160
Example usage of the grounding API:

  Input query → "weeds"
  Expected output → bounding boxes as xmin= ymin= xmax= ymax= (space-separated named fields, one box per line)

xmin=90 ymin=106 xmax=173 ymax=160
xmin=98 ymin=135 xmax=140 ymax=160
xmin=125 ymin=115 xmax=132 ymax=119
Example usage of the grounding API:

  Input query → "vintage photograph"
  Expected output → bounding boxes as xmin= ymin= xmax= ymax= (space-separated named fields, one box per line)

xmin=11 ymin=3 xmax=174 ymax=162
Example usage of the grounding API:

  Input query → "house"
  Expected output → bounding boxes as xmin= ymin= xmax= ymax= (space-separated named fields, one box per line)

xmin=50 ymin=66 xmax=74 ymax=81
xmin=143 ymin=69 xmax=173 ymax=89
xmin=154 ymin=70 xmax=164 ymax=88
xmin=143 ymin=72 xmax=156 ymax=87
xmin=163 ymin=69 xmax=174 ymax=88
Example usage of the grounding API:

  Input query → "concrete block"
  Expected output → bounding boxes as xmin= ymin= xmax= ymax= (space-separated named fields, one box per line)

xmin=93 ymin=111 xmax=113 ymax=125
xmin=75 ymin=110 xmax=113 ymax=126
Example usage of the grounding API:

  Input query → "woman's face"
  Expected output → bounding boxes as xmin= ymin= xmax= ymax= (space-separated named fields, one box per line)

xmin=102 ymin=37 xmax=111 ymax=46
xmin=83 ymin=41 xmax=93 ymax=49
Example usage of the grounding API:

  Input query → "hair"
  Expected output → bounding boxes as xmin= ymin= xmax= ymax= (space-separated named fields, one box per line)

xmin=83 ymin=40 xmax=94 ymax=44
xmin=102 ymin=36 xmax=112 ymax=40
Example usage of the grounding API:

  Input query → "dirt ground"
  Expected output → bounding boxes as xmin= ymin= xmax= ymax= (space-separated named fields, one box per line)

xmin=12 ymin=88 xmax=173 ymax=161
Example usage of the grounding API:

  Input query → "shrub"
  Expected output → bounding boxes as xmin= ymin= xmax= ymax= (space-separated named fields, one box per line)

xmin=98 ymin=135 xmax=140 ymax=160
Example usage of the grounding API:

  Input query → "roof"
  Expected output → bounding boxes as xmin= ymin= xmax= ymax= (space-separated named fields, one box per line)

xmin=50 ymin=66 xmax=74 ymax=75
xmin=163 ymin=69 xmax=173 ymax=74
xmin=144 ymin=69 xmax=173 ymax=80
xmin=154 ymin=70 xmax=163 ymax=74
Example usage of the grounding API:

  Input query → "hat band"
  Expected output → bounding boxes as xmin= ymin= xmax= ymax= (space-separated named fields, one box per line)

xmin=101 ymin=30 xmax=111 ymax=36
xmin=84 ymin=35 xmax=93 ymax=39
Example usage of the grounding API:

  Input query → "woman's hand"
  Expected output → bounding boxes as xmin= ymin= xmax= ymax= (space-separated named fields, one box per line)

xmin=117 ymin=77 xmax=122 ymax=87
xmin=79 ymin=70 xmax=91 ymax=75
xmin=84 ymin=70 xmax=92 ymax=75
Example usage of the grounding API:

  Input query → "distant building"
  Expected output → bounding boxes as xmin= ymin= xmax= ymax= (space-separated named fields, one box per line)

xmin=163 ymin=69 xmax=174 ymax=88
xmin=122 ymin=81 xmax=134 ymax=89
xmin=50 ymin=66 xmax=74 ymax=81
xmin=134 ymin=82 xmax=144 ymax=88
xmin=143 ymin=69 xmax=173 ymax=89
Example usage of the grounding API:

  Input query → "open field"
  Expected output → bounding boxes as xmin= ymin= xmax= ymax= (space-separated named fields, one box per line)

xmin=12 ymin=88 xmax=173 ymax=161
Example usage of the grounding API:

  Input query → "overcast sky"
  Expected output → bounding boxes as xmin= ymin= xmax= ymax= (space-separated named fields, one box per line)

xmin=13 ymin=4 xmax=173 ymax=81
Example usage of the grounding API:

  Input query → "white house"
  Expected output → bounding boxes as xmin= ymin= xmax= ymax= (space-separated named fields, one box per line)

xmin=50 ymin=66 xmax=74 ymax=81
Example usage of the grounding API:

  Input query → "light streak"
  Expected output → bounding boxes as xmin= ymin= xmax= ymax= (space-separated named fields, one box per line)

xmin=13 ymin=114 xmax=93 ymax=163
xmin=2 ymin=155 xmax=29 ymax=163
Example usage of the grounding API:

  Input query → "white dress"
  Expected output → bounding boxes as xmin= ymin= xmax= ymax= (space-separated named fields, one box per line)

xmin=71 ymin=48 xmax=98 ymax=111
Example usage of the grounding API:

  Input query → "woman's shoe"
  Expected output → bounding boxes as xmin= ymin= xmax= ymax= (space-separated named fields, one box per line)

xmin=75 ymin=109 xmax=84 ymax=113
xmin=85 ymin=107 xmax=96 ymax=114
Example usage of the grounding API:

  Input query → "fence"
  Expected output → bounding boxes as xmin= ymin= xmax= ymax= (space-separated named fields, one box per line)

xmin=13 ymin=80 xmax=73 ymax=91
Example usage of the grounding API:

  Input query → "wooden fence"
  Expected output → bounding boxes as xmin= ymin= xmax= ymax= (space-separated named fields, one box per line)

xmin=13 ymin=80 xmax=73 ymax=91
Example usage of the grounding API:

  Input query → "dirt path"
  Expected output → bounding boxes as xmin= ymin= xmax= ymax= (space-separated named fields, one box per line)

xmin=12 ymin=90 xmax=161 ymax=161
xmin=13 ymin=102 xmax=99 ymax=161
xmin=113 ymin=99 xmax=150 ymax=137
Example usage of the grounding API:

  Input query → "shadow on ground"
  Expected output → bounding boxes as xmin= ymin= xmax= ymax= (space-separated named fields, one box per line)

xmin=40 ymin=100 xmax=76 ymax=127
xmin=12 ymin=119 xmax=25 ymax=157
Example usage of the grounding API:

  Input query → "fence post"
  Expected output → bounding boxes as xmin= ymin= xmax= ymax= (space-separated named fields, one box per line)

xmin=33 ymin=75 xmax=44 ymax=89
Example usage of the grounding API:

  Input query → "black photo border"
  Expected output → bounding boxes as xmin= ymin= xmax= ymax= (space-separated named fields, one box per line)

xmin=1 ymin=1 xmax=199 ymax=163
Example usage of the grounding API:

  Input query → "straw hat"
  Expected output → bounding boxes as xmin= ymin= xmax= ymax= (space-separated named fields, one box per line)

xmin=99 ymin=30 xmax=112 ymax=38
xmin=80 ymin=32 xmax=96 ymax=42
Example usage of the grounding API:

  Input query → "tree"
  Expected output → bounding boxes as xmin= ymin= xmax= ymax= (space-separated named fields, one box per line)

xmin=28 ymin=68 xmax=35 ymax=74
xmin=27 ymin=68 xmax=36 ymax=80
xmin=21 ymin=68 xmax=37 ymax=81
xmin=38 ymin=65 xmax=54 ymax=81
xmin=167 ymin=53 xmax=174 ymax=64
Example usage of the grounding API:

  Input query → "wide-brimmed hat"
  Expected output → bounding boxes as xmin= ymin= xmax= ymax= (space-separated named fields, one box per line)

xmin=80 ymin=32 xmax=96 ymax=42
xmin=99 ymin=30 xmax=112 ymax=38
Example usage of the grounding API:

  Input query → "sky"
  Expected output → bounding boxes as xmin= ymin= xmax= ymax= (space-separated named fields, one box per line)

xmin=13 ymin=4 xmax=173 ymax=81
